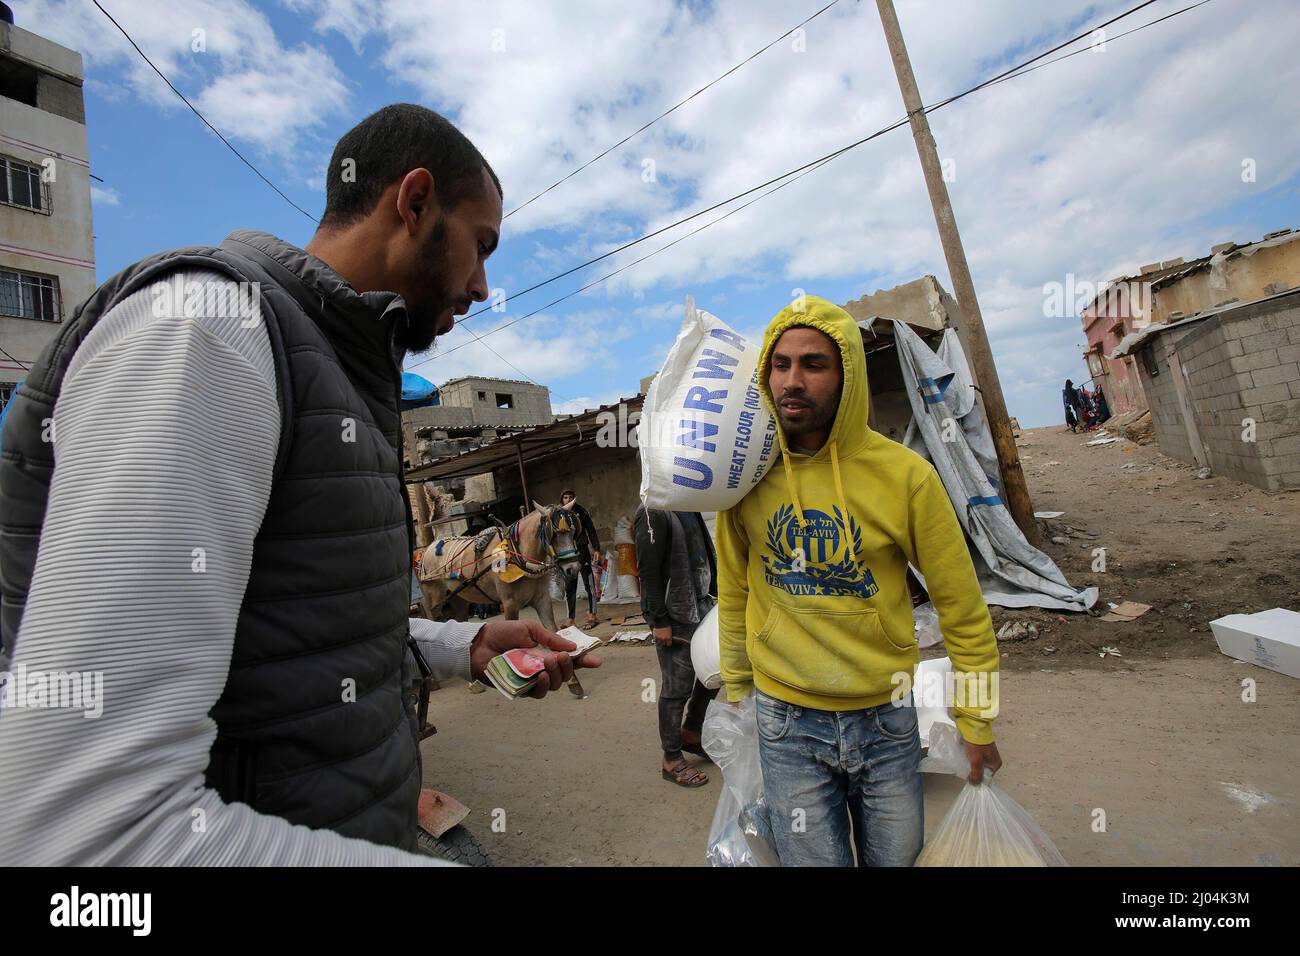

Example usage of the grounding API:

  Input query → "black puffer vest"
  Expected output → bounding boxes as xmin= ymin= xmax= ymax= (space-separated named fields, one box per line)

xmin=0 ymin=230 xmax=422 ymax=849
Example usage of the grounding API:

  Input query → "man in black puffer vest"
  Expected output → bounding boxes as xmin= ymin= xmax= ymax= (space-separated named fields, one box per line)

xmin=0 ymin=105 xmax=599 ymax=865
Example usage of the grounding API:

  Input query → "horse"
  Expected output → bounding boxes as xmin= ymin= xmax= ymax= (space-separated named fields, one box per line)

xmin=416 ymin=501 xmax=584 ymax=631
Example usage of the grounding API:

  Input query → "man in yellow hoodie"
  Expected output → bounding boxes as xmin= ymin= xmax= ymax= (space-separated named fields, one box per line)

xmin=716 ymin=295 xmax=1002 ymax=867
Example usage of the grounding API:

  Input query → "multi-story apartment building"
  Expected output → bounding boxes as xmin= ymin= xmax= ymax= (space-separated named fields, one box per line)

xmin=0 ymin=9 xmax=95 ymax=411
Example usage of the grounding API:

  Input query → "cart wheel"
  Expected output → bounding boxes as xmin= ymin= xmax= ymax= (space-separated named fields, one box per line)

xmin=415 ymin=824 xmax=492 ymax=866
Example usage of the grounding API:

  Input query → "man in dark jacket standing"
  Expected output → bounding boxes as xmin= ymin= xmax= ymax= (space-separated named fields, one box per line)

xmin=559 ymin=489 xmax=601 ymax=629
xmin=0 ymin=104 xmax=598 ymax=865
xmin=634 ymin=507 xmax=717 ymax=788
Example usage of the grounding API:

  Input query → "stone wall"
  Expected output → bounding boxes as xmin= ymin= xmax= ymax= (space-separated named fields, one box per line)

xmin=1136 ymin=291 xmax=1300 ymax=490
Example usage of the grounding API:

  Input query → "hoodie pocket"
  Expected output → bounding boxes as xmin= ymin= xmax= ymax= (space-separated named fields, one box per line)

xmin=752 ymin=600 xmax=910 ymax=700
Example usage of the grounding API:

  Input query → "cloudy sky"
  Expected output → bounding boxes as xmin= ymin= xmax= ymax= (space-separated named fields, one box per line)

xmin=19 ymin=0 xmax=1300 ymax=425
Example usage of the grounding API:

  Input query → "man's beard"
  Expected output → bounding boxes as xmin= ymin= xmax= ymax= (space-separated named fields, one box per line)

xmin=775 ymin=388 xmax=840 ymax=440
xmin=394 ymin=219 xmax=458 ymax=354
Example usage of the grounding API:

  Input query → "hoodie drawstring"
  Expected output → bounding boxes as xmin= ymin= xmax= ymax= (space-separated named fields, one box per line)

xmin=781 ymin=439 xmax=859 ymax=564
xmin=780 ymin=447 xmax=807 ymax=528
xmin=829 ymin=440 xmax=850 ymax=529
xmin=780 ymin=439 xmax=852 ymax=544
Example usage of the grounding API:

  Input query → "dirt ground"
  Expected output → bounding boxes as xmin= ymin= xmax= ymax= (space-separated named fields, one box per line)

xmin=419 ymin=425 xmax=1300 ymax=866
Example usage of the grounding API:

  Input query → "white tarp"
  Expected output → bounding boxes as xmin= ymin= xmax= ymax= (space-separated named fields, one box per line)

xmin=895 ymin=321 xmax=1097 ymax=613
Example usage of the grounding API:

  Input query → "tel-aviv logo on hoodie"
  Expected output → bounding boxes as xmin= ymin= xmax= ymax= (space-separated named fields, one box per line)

xmin=763 ymin=504 xmax=879 ymax=598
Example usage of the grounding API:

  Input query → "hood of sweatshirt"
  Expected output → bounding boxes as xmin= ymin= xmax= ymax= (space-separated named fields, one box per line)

xmin=756 ymin=295 xmax=871 ymax=534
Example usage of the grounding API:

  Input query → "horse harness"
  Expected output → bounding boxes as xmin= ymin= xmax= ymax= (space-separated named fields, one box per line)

xmin=409 ymin=508 xmax=583 ymax=732
xmin=421 ymin=507 xmax=578 ymax=600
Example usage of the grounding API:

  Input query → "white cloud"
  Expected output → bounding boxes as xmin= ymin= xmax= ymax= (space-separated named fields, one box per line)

xmin=15 ymin=0 xmax=352 ymax=163
xmin=552 ymin=390 xmax=629 ymax=416
xmin=26 ymin=0 xmax=1300 ymax=427
xmin=90 ymin=185 xmax=120 ymax=206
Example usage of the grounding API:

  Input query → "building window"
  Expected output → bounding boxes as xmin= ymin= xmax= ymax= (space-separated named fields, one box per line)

xmin=1139 ymin=344 xmax=1159 ymax=377
xmin=1085 ymin=349 xmax=1107 ymax=378
xmin=0 ymin=382 xmax=17 ymax=413
xmin=477 ymin=391 xmax=486 ymax=401
xmin=0 ymin=269 xmax=61 ymax=322
xmin=0 ymin=57 xmax=40 ymax=108
xmin=496 ymin=393 xmax=514 ymax=409
xmin=0 ymin=156 xmax=52 ymax=215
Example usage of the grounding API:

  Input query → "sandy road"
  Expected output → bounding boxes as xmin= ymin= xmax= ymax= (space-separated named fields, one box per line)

xmin=420 ymin=641 xmax=1298 ymax=866
xmin=420 ymin=424 xmax=1300 ymax=866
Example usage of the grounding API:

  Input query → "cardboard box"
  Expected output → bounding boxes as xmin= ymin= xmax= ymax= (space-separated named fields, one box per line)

xmin=1209 ymin=608 xmax=1300 ymax=680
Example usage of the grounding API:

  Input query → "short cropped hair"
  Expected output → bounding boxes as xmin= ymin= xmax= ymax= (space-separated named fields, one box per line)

xmin=321 ymin=104 xmax=502 ymax=228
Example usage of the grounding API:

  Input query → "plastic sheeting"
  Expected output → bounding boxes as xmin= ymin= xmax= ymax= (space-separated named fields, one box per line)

xmin=400 ymin=371 xmax=440 ymax=411
xmin=894 ymin=321 xmax=1096 ymax=613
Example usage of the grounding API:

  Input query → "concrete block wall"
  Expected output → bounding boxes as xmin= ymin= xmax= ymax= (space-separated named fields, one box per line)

xmin=1149 ymin=291 xmax=1300 ymax=491
xmin=1136 ymin=326 xmax=1197 ymax=464
xmin=437 ymin=376 xmax=553 ymax=426
xmin=496 ymin=444 xmax=641 ymax=549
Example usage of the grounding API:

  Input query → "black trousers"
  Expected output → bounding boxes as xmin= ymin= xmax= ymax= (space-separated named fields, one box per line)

xmin=656 ymin=638 xmax=716 ymax=760
xmin=564 ymin=561 xmax=596 ymax=619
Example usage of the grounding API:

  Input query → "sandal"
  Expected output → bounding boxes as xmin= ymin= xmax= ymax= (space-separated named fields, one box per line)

xmin=662 ymin=760 xmax=708 ymax=788
xmin=584 ymin=613 xmax=599 ymax=629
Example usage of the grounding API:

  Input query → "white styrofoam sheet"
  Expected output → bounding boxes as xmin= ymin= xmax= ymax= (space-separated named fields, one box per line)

xmin=1209 ymin=608 xmax=1300 ymax=680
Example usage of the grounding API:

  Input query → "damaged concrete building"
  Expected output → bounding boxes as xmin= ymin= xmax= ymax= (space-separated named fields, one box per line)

xmin=841 ymin=274 xmax=976 ymax=443
xmin=1079 ymin=258 xmax=1199 ymax=417
xmin=1109 ymin=229 xmax=1300 ymax=491
xmin=401 ymin=376 xmax=557 ymax=540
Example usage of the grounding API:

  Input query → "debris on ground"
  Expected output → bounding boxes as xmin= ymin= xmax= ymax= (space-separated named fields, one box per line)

xmin=607 ymin=629 xmax=653 ymax=644
xmin=996 ymin=621 xmax=1039 ymax=643
xmin=1123 ymin=411 xmax=1154 ymax=444
xmin=1209 ymin=608 xmax=1300 ymax=679
xmin=1100 ymin=601 xmax=1153 ymax=623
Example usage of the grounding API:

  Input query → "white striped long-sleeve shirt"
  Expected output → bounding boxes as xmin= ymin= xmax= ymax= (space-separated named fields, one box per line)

xmin=0 ymin=270 xmax=479 ymax=866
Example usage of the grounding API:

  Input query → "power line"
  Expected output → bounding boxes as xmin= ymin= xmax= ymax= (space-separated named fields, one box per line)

xmin=449 ymin=0 xmax=1173 ymax=337
xmin=409 ymin=154 xmax=839 ymax=371
xmin=435 ymin=316 xmax=578 ymax=401
xmin=92 ymin=4 xmax=577 ymax=400
xmin=91 ymin=0 xmax=318 ymax=223
xmin=0 ymin=344 xmax=31 ymax=370
xmin=503 ymin=0 xmax=842 ymax=221
xmin=975 ymin=0 xmax=1213 ymax=93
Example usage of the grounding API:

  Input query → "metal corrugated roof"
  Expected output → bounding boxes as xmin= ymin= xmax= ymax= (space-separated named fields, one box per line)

xmin=405 ymin=394 xmax=644 ymax=483
xmin=1109 ymin=286 xmax=1300 ymax=358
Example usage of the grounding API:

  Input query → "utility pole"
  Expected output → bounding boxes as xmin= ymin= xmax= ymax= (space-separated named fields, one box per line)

xmin=875 ymin=0 xmax=1040 ymax=544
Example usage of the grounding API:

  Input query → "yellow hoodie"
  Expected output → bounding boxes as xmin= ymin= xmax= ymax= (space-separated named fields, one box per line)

xmin=716 ymin=296 xmax=1000 ymax=744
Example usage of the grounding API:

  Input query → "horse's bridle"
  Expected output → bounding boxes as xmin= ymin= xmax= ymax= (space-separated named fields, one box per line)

xmin=499 ymin=507 xmax=580 ymax=576
xmin=545 ymin=507 xmax=580 ymax=563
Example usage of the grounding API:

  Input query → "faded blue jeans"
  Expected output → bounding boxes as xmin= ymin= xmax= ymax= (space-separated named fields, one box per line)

xmin=756 ymin=690 xmax=923 ymax=866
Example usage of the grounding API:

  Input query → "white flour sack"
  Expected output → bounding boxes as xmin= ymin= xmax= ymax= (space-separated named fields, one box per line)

xmin=638 ymin=298 xmax=777 ymax=511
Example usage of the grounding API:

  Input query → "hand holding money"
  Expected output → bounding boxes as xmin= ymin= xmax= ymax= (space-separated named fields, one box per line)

xmin=470 ymin=619 xmax=603 ymax=699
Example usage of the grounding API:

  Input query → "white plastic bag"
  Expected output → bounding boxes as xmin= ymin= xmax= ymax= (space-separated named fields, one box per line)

xmin=916 ymin=723 xmax=1067 ymax=867
xmin=701 ymin=697 xmax=778 ymax=866
xmin=638 ymin=298 xmax=778 ymax=512
xmin=911 ymin=655 xmax=956 ymax=747
xmin=913 ymin=601 xmax=942 ymax=648
xmin=689 ymin=604 xmax=722 ymax=690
